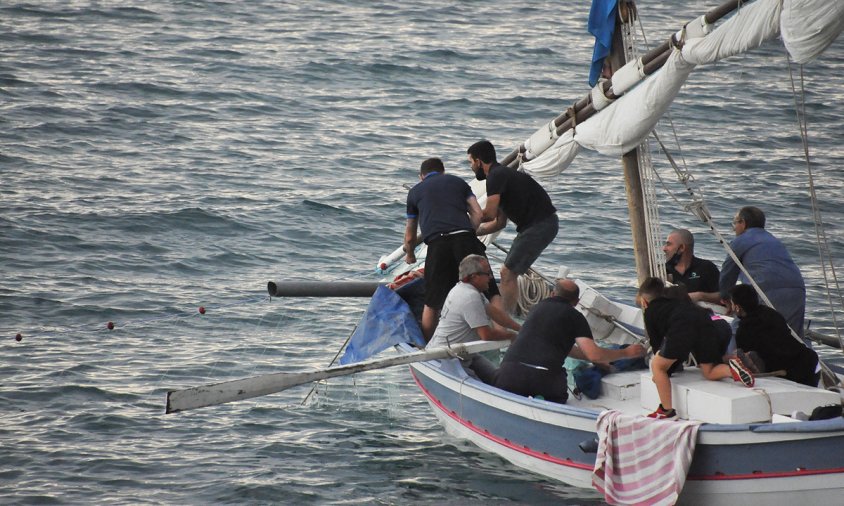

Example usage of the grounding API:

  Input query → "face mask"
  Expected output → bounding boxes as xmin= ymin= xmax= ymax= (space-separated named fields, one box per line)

xmin=666 ymin=251 xmax=682 ymax=267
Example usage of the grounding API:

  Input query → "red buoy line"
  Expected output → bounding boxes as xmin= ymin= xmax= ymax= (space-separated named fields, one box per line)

xmin=10 ymin=295 xmax=268 ymax=343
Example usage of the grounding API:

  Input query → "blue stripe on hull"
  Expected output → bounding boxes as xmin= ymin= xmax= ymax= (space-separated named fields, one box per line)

xmin=411 ymin=361 xmax=844 ymax=482
xmin=689 ymin=437 xmax=844 ymax=479
xmin=412 ymin=366 xmax=596 ymax=471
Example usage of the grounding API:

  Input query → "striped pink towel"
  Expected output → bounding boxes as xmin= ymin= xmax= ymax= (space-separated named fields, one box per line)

xmin=592 ymin=410 xmax=702 ymax=506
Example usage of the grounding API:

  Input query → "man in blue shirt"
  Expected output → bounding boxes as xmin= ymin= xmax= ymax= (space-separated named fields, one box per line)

xmin=719 ymin=206 xmax=807 ymax=342
xmin=405 ymin=157 xmax=519 ymax=340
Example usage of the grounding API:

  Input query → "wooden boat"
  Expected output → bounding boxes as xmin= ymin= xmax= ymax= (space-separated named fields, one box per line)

xmin=366 ymin=0 xmax=844 ymax=502
xmin=167 ymin=0 xmax=844 ymax=503
xmin=401 ymin=288 xmax=844 ymax=505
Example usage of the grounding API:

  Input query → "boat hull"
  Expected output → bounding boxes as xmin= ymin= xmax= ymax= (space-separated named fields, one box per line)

xmin=407 ymin=351 xmax=844 ymax=505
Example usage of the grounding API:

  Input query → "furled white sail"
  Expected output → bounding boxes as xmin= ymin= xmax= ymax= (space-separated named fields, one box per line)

xmin=681 ymin=0 xmax=781 ymax=65
xmin=574 ymin=51 xmax=694 ymax=157
xmin=781 ymin=0 xmax=844 ymax=64
xmin=520 ymin=0 xmax=843 ymax=178
xmin=522 ymin=130 xmax=580 ymax=178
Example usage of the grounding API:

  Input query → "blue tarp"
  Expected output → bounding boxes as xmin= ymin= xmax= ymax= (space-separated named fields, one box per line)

xmin=588 ymin=0 xmax=619 ymax=87
xmin=339 ymin=280 xmax=426 ymax=365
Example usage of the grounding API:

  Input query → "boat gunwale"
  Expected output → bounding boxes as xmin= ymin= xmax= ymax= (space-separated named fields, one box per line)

xmin=397 ymin=343 xmax=844 ymax=437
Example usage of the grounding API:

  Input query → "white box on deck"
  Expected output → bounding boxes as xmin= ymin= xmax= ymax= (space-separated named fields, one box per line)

xmin=639 ymin=370 xmax=840 ymax=424
xmin=600 ymin=370 xmax=641 ymax=401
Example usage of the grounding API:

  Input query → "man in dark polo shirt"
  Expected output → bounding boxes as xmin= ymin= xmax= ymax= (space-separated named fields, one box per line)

xmin=662 ymin=228 xmax=721 ymax=304
xmin=495 ymin=279 xmax=645 ymax=403
xmin=467 ymin=140 xmax=558 ymax=315
xmin=405 ymin=157 xmax=519 ymax=340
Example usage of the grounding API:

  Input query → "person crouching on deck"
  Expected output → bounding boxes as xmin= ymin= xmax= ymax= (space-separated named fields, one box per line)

xmin=494 ymin=279 xmax=645 ymax=403
xmin=426 ymin=254 xmax=517 ymax=383
xmin=637 ymin=277 xmax=756 ymax=420
xmin=728 ymin=284 xmax=820 ymax=387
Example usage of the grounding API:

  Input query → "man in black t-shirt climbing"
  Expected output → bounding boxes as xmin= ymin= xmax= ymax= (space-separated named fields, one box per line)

xmin=467 ymin=139 xmax=558 ymax=315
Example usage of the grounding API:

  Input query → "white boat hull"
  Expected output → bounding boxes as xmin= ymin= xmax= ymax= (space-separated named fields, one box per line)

xmin=406 ymin=341 xmax=844 ymax=504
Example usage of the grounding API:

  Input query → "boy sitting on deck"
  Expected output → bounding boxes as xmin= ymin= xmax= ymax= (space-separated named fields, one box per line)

xmin=637 ymin=277 xmax=755 ymax=420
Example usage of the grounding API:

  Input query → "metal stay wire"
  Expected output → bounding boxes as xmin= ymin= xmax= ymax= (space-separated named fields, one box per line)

xmin=651 ymin=130 xmax=843 ymax=388
xmin=785 ymin=53 xmax=844 ymax=352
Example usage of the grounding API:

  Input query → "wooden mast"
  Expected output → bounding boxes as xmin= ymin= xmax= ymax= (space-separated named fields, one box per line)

xmin=610 ymin=1 xmax=651 ymax=284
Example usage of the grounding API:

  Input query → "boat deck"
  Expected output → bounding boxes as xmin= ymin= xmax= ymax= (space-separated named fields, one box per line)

xmin=568 ymin=367 xmax=841 ymax=424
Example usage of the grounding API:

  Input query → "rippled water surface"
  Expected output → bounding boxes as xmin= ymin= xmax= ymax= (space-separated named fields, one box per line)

xmin=2 ymin=1 xmax=843 ymax=503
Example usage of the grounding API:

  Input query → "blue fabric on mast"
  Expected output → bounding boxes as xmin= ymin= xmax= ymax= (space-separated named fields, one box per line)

xmin=588 ymin=0 xmax=619 ymax=87
xmin=339 ymin=281 xmax=426 ymax=365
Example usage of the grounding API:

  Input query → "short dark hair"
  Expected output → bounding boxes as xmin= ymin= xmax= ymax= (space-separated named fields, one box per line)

xmin=729 ymin=284 xmax=759 ymax=311
xmin=670 ymin=228 xmax=694 ymax=250
xmin=664 ymin=284 xmax=691 ymax=303
xmin=637 ymin=276 xmax=665 ymax=302
xmin=467 ymin=140 xmax=496 ymax=164
xmin=738 ymin=206 xmax=766 ymax=229
xmin=420 ymin=157 xmax=444 ymax=175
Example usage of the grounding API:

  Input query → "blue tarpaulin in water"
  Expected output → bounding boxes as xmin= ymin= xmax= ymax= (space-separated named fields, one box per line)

xmin=339 ymin=280 xmax=426 ymax=365
xmin=588 ymin=0 xmax=619 ymax=87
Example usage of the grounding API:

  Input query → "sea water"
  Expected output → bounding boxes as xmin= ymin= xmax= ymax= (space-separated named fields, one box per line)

xmin=2 ymin=1 xmax=843 ymax=503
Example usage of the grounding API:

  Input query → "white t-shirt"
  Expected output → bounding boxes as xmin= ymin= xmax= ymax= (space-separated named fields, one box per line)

xmin=427 ymin=281 xmax=490 ymax=349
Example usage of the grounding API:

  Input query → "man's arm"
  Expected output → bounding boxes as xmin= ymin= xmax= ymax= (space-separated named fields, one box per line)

xmin=475 ymin=324 xmax=517 ymax=342
xmin=485 ymin=300 xmax=521 ymax=332
xmin=404 ymin=218 xmax=418 ymax=264
xmin=690 ymin=291 xmax=724 ymax=304
xmin=467 ymin=195 xmax=483 ymax=232
xmin=571 ymin=337 xmax=645 ymax=364
xmin=481 ymin=194 xmax=501 ymax=222
xmin=718 ymin=237 xmax=747 ymax=297
xmin=692 ymin=261 xmax=724 ymax=304
xmin=477 ymin=209 xmax=507 ymax=237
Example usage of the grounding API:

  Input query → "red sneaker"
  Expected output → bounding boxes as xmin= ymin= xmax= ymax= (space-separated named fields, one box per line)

xmin=647 ymin=405 xmax=678 ymax=420
xmin=729 ymin=357 xmax=755 ymax=387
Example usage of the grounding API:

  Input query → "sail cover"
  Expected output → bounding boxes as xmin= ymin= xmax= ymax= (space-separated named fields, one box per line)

xmin=339 ymin=280 xmax=426 ymax=365
xmin=576 ymin=51 xmax=694 ymax=157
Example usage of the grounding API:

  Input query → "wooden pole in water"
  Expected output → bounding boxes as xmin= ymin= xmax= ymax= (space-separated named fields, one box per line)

xmin=267 ymin=280 xmax=384 ymax=297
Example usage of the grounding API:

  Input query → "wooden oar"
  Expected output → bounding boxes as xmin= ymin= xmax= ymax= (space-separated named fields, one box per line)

xmin=165 ymin=339 xmax=509 ymax=414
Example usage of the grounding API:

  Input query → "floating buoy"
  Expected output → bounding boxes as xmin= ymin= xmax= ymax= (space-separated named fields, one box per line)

xmin=15 ymin=333 xmax=22 ymax=342
xmin=199 ymin=306 xmax=206 ymax=314
xmin=107 ymin=321 xmax=115 ymax=330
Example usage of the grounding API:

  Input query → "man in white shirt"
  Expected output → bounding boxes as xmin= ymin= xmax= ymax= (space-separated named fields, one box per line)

xmin=427 ymin=254 xmax=516 ymax=382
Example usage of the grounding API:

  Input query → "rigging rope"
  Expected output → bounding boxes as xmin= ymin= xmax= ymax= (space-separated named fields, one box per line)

xmin=785 ymin=55 xmax=844 ymax=352
xmin=487 ymin=240 xmax=553 ymax=316
xmin=621 ymin=3 xmax=666 ymax=281
xmin=516 ymin=271 xmax=552 ymax=317
xmin=650 ymin=130 xmax=842 ymax=389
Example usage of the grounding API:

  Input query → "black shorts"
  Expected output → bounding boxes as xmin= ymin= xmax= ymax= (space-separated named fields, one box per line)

xmin=660 ymin=324 xmax=722 ymax=364
xmin=424 ymin=232 xmax=499 ymax=309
